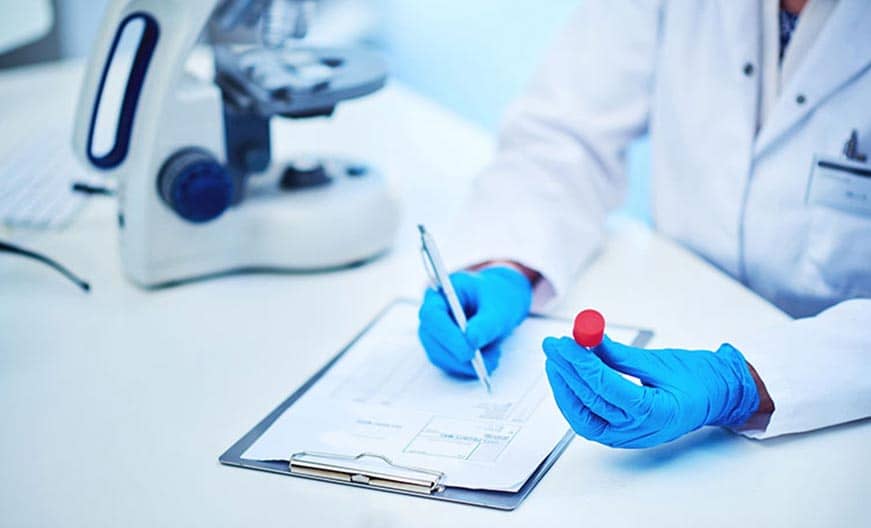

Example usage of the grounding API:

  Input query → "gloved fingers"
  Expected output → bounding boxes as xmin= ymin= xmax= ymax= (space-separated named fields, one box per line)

xmin=593 ymin=336 xmax=667 ymax=385
xmin=545 ymin=360 xmax=609 ymax=442
xmin=419 ymin=326 xmax=477 ymax=379
xmin=608 ymin=424 xmax=682 ymax=449
xmin=465 ymin=267 xmax=531 ymax=349
xmin=480 ymin=342 xmax=502 ymax=374
xmin=445 ymin=271 xmax=481 ymax=313
xmin=544 ymin=353 xmax=632 ymax=426
xmin=465 ymin=304 xmax=513 ymax=350
xmin=419 ymin=326 xmax=501 ymax=378
xmin=420 ymin=272 xmax=480 ymax=328
xmin=419 ymin=288 xmax=476 ymax=363
xmin=605 ymin=402 xmax=686 ymax=448
xmin=543 ymin=337 xmax=646 ymax=414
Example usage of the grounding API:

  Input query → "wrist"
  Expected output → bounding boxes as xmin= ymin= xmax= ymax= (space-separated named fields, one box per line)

xmin=468 ymin=260 xmax=542 ymax=288
xmin=709 ymin=344 xmax=762 ymax=427
xmin=741 ymin=361 xmax=775 ymax=430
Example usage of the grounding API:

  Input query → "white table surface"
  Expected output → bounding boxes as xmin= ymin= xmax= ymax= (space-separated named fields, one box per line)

xmin=1 ymin=60 xmax=869 ymax=528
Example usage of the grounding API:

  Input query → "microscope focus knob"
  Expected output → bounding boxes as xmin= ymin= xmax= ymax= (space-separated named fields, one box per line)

xmin=158 ymin=148 xmax=233 ymax=223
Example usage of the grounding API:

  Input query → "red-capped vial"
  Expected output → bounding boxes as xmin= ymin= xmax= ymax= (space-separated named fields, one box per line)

xmin=573 ymin=309 xmax=605 ymax=348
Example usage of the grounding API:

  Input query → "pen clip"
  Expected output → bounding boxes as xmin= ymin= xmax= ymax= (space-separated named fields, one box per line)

xmin=419 ymin=225 xmax=441 ymax=289
xmin=420 ymin=246 xmax=439 ymax=289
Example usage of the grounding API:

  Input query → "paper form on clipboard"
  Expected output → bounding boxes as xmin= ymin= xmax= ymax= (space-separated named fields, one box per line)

xmin=242 ymin=302 xmax=645 ymax=492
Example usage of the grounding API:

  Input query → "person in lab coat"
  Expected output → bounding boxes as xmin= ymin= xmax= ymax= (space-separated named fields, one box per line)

xmin=418 ymin=0 xmax=871 ymax=446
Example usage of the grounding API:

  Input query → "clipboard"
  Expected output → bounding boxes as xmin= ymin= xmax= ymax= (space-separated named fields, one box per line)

xmin=220 ymin=299 xmax=654 ymax=510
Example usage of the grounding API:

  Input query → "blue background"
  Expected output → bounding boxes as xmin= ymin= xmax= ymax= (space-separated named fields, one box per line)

xmin=373 ymin=0 xmax=652 ymax=223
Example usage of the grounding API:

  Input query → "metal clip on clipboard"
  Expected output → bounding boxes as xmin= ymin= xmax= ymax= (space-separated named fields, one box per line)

xmin=289 ymin=452 xmax=446 ymax=495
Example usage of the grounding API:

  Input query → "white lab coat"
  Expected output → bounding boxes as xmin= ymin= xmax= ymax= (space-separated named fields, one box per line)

xmin=445 ymin=0 xmax=871 ymax=439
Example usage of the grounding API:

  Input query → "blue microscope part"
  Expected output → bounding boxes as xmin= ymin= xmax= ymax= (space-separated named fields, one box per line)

xmin=170 ymin=160 xmax=233 ymax=223
xmin=159 ymin=149 xmax=234 ymax=223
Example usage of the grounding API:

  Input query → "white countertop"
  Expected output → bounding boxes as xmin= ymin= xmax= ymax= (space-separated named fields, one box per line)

xmin=1 ymin=60 xmax=868 ymax=528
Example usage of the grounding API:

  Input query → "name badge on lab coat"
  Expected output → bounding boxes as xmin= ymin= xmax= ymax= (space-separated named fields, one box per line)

xmin=806 ymin=155 xmax=871 ymax=216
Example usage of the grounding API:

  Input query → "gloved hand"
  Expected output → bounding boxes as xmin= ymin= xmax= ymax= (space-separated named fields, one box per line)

xmin=542 ymin=335 xmax=760 ymax=448
xmin=418 ymin=267 xmax=533 ymax=378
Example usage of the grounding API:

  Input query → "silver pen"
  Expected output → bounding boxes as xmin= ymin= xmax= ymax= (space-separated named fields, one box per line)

xmin=418 ymin=224 xmax=492 ymax=394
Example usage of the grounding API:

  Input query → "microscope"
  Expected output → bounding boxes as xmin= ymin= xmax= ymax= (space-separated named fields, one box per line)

xmin=72 ymin=0 xmax=399 ymax=287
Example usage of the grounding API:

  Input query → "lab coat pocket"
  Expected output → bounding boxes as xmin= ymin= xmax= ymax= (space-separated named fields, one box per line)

xmin=802 ymin=205 xmax=871 ymax=298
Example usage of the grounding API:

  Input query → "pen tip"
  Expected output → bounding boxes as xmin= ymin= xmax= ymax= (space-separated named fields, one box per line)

xmin=417 ymin=224 xmax=425 ymax=234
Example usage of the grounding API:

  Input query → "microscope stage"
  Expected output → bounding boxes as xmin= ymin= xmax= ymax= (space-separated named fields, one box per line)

xmin=215 ymin=45 xmax=387 ymax=118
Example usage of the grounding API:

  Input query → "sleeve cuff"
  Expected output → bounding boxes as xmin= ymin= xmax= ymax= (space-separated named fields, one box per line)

xmin=530 ymin=276 xmax=557 ymax=313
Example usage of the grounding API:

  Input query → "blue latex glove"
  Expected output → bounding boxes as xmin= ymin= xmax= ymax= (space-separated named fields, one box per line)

xmin=418 ymin=267 xmax=532 ymax=378
xmin=542 ymin=336 xmax=760 ymax=448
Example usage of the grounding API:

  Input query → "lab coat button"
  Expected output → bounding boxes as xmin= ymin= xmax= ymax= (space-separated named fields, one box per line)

xmin=742 ymin=63 xmax=754 ymax=76
xmin=796 ymin=94 xmax=807 ymax=105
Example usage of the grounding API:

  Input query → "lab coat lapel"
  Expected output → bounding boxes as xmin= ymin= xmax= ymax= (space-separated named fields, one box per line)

xmin=755 ymin=0 xmax=871 ymax=155
xmin=715 ymin=0 xmax=761 ymax=73
xmin=713 ymin=0 xmax=762 ymax=145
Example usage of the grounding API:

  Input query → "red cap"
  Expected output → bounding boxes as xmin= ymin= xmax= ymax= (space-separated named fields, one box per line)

xmin=573 ymin=309 xmax=605 ymax=348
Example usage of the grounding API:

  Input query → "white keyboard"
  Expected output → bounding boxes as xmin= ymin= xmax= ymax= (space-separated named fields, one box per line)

xmin=0 ymin=121 xmax=91 ymax=229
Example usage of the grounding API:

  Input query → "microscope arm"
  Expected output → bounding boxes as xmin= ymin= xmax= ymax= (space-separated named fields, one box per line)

xmin=73 ymin=0 xmax=220 ymax=172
